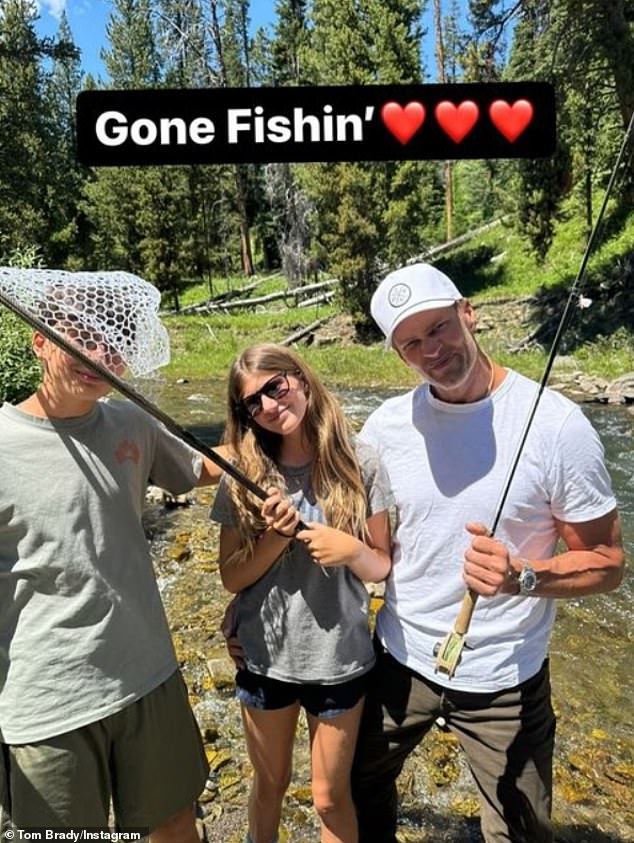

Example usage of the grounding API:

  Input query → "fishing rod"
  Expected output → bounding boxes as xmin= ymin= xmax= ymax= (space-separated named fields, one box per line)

xmin=434 ymin=110 xmax=634 ymax=678
xmin=0 ymin=284 xmax=281 ymax=510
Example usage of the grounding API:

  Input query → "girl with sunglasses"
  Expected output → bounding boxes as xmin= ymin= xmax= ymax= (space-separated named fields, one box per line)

xmin=210 ymin=343 xmax=392 ymax=843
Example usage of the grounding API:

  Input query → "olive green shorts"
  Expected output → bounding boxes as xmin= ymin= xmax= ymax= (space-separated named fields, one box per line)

xmin=0 ymin=670 xmax=209 ymax=832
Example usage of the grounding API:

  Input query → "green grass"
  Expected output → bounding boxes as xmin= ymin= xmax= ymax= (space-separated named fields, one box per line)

xmin=301 ymin=345 xmax=420 ymax=389
xmin=171 ymin=270 xmax=291 ymax=310
xmin=162 ymin=300 xmax=603 ymax=389
xmin=163 ymin=301 xmax=424 ymax=388
xmin=442 ymin=192 xmax=634 ymax=300
xmin=161 ymin=200 xmax=634 ymax=389
xmin=573 ymin=327 xmax=634 ymax=381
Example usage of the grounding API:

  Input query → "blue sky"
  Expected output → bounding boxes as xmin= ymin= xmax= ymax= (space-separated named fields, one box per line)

xmin=33 ymin=0 xmax=282 ymax=80
xmin=33 ymin=0 xmax=457 ymax=82
xmin=34 ymin=1 xmax=117 ymax=80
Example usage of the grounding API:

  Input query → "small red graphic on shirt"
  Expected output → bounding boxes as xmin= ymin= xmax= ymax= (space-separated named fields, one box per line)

xmin=115 ymin=439 xmax=141 ymax=464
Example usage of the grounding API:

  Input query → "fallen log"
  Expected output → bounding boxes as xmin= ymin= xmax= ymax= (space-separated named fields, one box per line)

xmin=279 ymin=316 xmax=332 ymax=346
xmin=199 ymin=278 xmax=339 ymax=313
xmin=165 ymin=281 xmax=261 ymax=315
xmin=297 ymin=291 xmax=335 ymax=308
xmin=407 ymin=218 xmax=507 ymax=264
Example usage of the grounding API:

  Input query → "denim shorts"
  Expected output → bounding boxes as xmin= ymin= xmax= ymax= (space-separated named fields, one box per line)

xmin=236 ymin=668 xmax=370 ymax=719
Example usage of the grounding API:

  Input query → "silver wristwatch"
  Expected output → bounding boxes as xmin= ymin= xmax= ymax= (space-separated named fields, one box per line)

xmin=518 ymin=560 xmax=538 ymax=595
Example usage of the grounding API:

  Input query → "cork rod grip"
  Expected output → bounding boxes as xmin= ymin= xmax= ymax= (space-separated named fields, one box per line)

xmin=454 ymin=588 xmax=478 ymax=636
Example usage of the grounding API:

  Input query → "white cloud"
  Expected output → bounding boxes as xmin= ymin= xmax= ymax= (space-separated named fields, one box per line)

xmin=72 ymin=0 xmax=95 ymax=17
xmin=37 ymin=0 xmax=67 ymax=20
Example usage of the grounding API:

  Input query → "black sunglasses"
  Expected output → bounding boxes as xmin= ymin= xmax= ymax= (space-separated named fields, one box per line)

xmin=240 ymin=371 xmax=294 ymax=419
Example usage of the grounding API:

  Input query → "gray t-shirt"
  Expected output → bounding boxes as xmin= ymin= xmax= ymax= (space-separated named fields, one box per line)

xmin=0 ymin=399 xmax=202 ymax=743
xmin=210 ymin=440 xmax=393 ymax=684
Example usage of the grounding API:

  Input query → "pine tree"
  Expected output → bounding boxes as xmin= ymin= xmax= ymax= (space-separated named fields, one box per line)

xmin=447 ymin=0 xmax=505 ymax=236
xmin=81 ymin=0 xmax=160 ymax=279
xmin=155 ymin=0 xmax=242 ymax=293
xmin=156 ymin=0 xmax=210 ymax=88
xmin=44 ymin=11 xmax=88 ymax=267
xmin=82 ymin=0 xmax=211 ymax=300
xmin=269 ymin=0 xmax=309 ymax=85
xmin=261 ymin=0 xmax=312 ymax=284
xmin=102 ymin=0 xmax=161 ymax=86
xmin=0 ymin=0 xmax=54 ymax=259
xmin=0 ymin=2 xmax=85 ymax=265
xmin=503 ymin=0 xmax=630 ymax=257
xmin=464 ymin=0 xmax=632 ymax=257
xmin=296 ymin=0 xmax=441 ymax=333
xmin=434 ymin=0 xmax=455 ymax=241
xmin=204 ymin=0 xmax=268 ymax=276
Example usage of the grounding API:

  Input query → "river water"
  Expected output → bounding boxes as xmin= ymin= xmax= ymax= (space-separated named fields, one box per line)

xmin=146 ymin=377 xmax=633 ymax=843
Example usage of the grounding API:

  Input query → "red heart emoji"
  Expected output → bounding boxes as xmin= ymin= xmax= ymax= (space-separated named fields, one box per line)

xmin=489 ymin=99 xmax=534 ymax=142
xmin=434 ymin=100 xmax=479 ymax=143
xmin=381 ymin=101 xmax=426 ymax=145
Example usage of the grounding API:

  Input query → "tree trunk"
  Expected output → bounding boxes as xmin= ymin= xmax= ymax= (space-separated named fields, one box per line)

xmin=209 ymin=0 xmax=254 ymax=276
xmin=434 ymin=0 xmax=454 ymax=241
xmin=602 ymin=0 xmax=634 ymax=131
xmin=444 ymin=160 xmax=454 ymax=242
xmin=235 ymin=165 xmax=254 ymax=276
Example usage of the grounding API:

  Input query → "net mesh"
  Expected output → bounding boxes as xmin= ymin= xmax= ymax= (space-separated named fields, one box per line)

xmin=0 ymin=268 xmax=170 ymax=376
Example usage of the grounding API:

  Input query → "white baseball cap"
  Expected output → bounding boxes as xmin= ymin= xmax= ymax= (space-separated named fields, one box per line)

xmin=371 ymin=263 xmax=463 ymax=348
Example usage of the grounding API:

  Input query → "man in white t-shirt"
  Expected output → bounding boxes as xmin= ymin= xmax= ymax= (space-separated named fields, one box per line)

xmin=351 ymin=263 xmax=625 ymax=843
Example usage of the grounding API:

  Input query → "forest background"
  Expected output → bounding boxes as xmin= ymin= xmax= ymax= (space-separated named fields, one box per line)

xmin=0 ymin=0 xmax=633 ymax=402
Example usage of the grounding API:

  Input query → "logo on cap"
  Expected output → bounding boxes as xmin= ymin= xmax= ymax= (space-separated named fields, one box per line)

xmin=387 ymin=283 xmax=411 ymax=308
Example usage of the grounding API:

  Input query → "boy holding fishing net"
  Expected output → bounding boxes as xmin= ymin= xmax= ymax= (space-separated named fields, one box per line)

xmin=0 ymin=269 xmax=226 ymax=838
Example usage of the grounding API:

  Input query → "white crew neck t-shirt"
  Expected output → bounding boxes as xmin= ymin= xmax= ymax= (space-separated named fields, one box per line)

xmin=360 ymin=370 xmax=616 ymax=692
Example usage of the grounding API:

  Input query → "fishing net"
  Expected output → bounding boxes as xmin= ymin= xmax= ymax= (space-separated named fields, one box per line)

xmin=0 ymin=266 xmax=275 ymax=504
xmin=0 ymin=268 xmax=170 ymax=376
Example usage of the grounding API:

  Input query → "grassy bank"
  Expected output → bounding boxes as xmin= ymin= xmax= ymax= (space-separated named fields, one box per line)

xmin=164 ymin=308 xmax=419 ymax=389
xmin=162 ymin=197 xmax=634 ymax=389
xmin=163 ymin=297 xmax=632 ymax=391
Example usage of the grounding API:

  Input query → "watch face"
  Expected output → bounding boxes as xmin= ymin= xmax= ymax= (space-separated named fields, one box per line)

xmin=519 ymin=567 xmax=538 ymax=592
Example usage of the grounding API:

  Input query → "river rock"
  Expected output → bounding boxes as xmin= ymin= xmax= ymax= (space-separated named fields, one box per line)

xmin=142 ymin=404 xmax=634 ymax=843
xmin=145 ymin=484 xmax=194 ymax=507
xmin=604 ymin=371 xmax=634 ymax=404
xmin=574 ymin=373 xmax=610 ymax=395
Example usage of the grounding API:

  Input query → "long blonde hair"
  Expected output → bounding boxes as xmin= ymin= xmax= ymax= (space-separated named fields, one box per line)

xmin=223 ymin=343 xmax=368 ymax=554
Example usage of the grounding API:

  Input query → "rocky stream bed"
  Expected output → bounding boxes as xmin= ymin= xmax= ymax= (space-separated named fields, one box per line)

xmin=144 ymin=291 xmax=634 ymax=842
xmin=146 ymin=478 xmax=633 ymax=843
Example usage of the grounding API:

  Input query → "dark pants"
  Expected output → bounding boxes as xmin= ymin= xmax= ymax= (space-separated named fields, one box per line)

xmin=351 ymin=643 xmax=555 ymax=843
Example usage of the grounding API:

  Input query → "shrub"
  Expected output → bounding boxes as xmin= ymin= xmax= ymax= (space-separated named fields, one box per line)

xmin=0 ymin=245 xmax=43 ymax=403
xmin=0 ymin=311 xmax=40 ymax=403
